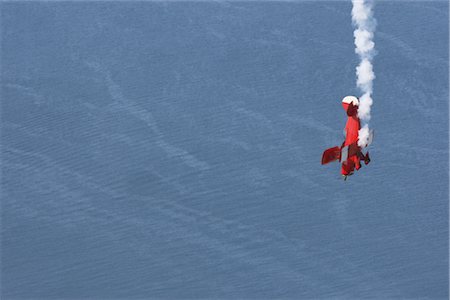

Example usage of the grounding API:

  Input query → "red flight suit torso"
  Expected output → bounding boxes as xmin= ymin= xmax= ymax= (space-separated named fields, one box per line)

xmin=341 ymin=103 xmax=361 ymax=175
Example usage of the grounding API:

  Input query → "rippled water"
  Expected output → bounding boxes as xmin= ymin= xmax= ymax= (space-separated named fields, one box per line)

xmin=2 ymin=2 xmax=448 ymax=298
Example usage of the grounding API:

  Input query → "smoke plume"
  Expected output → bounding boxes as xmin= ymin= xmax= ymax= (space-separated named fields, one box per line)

xmin=352 ymin=0 xmax=376 ymax=147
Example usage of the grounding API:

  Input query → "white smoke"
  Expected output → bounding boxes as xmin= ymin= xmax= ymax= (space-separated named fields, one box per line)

xmin=356 ymin=59 xmax=375 ymax=93
xmin=352 ymin=0 xmax=376 ymax=147
xmin=354 ymin=29 xmax=374 ymax=55
xmin=357 ymin=92 xmax=373 ymax=122
xmin=358 ymin=124 xmax=371 ymax=148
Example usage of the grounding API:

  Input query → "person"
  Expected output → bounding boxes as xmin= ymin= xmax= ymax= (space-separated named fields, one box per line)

xmin=341 ymin=96 xmax=370 ymax=179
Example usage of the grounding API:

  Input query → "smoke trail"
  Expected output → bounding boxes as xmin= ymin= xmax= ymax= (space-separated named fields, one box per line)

xmin=352 ymin=0 xmax=376 ymax=147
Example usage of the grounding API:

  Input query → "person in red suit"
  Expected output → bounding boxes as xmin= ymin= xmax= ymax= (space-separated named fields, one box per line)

xmin=340 ymin=96 xmax=370 ymax=179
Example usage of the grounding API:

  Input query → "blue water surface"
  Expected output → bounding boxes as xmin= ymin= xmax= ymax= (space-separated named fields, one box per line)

xmin=2 ymin=1 xmax=448 ymax=298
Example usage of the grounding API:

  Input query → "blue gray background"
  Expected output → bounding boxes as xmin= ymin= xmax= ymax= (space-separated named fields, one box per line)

xmin=2 ymin=1 xmax=448 ymax=298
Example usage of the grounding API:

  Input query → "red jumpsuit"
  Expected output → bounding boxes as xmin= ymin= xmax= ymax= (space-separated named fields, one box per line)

xmin=341 ymin=103 xmax=361 ymax=176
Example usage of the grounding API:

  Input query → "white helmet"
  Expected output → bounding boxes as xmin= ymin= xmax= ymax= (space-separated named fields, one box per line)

xmin=342 ymin=96 xmax=359 ymax=106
